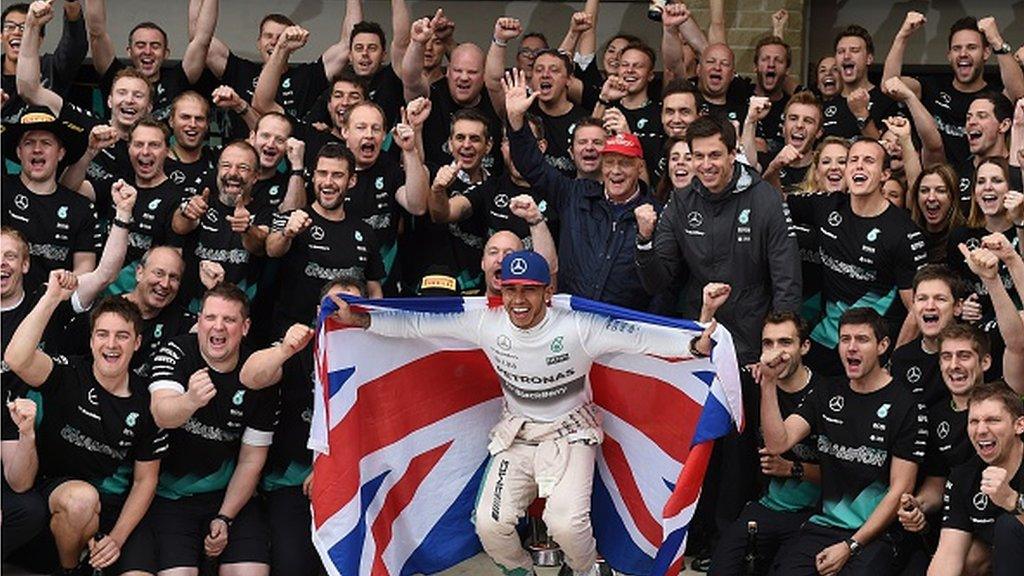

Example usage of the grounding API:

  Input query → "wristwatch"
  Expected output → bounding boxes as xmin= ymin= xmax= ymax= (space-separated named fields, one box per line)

xmin=993 ymin=42 xmax=1012 ymax=55
xmin=1015 ymin=492 xmax=1024 ymax=515
xmin=845 ymin=537 xmax=861 ymax=556
xmin=855 ymin=116 xmax=869 ymax=130
xmin=689 ymin=336 xmax=710 ymax=358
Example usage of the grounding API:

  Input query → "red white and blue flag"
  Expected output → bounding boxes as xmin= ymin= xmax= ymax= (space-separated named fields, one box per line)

xmin=309 ymin=294 xmax=743 ymax=576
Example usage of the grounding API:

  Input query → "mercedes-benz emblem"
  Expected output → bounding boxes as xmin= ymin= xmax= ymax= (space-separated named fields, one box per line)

xmin=825 ymin=105 xmax=837 ymax=118
xmin=827 ymin=211 xmax=842 ymax=227
xmin=87 ymin=387 xmax=98 ymax=406
xmin=906 ymin=366 xmax=922 ymax=384
xmin=497 ymin=335 xmax=512 ymax=350
xmin=965 ymin=237 xmax=981 ymax=250
xmin=310 ymin=225 xmax=326 ymax=241
xmin=687 ymin=211 xmax=703 ymax=228
xmin=170 ymin=170 xmax=186 ymax=185
xmin=937 ymin=421 xmax=950 ymax=440
xmin=494 ymin=194 xmax=509 ymax=209
xmin=13 ymin=194 xmax=29 ymax=211
xmin=973 ymin=492 xmax=988 ymax=511
xmin=509 ymin=257 xmax=528 ymax=275
xmin=829 ymin=395 xmax=845 ymax=412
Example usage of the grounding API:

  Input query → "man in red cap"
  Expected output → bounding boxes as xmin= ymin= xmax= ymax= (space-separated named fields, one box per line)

xmin=332 ymin=249 xmax=716 ymax=576
xmin=503 ymin=69 xmax=657 ymax=312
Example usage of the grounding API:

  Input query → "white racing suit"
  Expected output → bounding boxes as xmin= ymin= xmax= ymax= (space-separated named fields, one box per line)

xmin=369 ymin=305 xmax=690 ymax=575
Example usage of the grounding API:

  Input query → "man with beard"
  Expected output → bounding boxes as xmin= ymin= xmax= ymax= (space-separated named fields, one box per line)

xmin=84 ymin=0 xmax=216 ymax=121
xmin=821 ymin=25 xmax=902 ymax=140
xmin=336 ymin=100 xmax=429 ymax=291
xmin=927 ymin=382 xmax=1024 ymax=576
xmin=266 ymin=143 xmax=385 ymax=336
xmin=1 ymin=1 xmax=85 ymax=124
xmin=592 ymin=43 xmax=664 ymax=184
xmin=787 ymin=139 xmax=927 ymax=377
xmin=635 ymin=115 xmax=801 ymax=365
xmin=883 ymin=13 xmax=1023 ymax=165
xmin=403 ymin=19 xmax=504 ymax=174
xmin=486 ymin=19 xmax=586 ymax=178
xmin=173 ymin=140 xmax=272 ymax=306
xmin=15 ymin=1 xmax=148 ymax=217
xmin=6 ymin=284 xmax=166 ymax=575
xmin=400 ymin=109 xmax=495 ymax=295
xmin=1 ymin=108 xmax=99 ymax=291
xmin=761 ymin=307 xmax=926 ymax=576
xmin=744 ymin=91 xmax=823 ymax=192
xmin=506 ymin=70 xmax=654 ymax=311
xmin=954 ymin=93 xmax=1019 ymax=209
xmin=148 ymin=283 xmax=279 ymax=574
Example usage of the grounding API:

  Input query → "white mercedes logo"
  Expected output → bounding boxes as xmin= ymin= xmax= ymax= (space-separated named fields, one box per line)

xmin=829 ymin=395 xmax=845 ymax=412
xmin=906 ymin=366 xmax=922 ymax=384
xmin=170 ymin=170 xmax=186 ymax=185
xmin=825 ymin=105 xmax=837 ymax=118
xmin=973 ymin=492 xmax=988 ymax=511
xmin=310 ymin=225 xmax=325 ymax=241
xmin=687 ymin=211 xmax=703 ymax=228
xmin=937 ymin=421 xmax=950 ymax=440
xmin=827 ymin=211 xmax=842 ymax=227
xmin=14 ymin=194 xmax=29 ymax=211
xmin=965 ymin=237 xmax=981 ymax=251
xmin=87 ymin=387 xmax=98 ymax=406
xmin=940 ymin=92 xmax=951 ymax=104
xmin=959 ymin=177 xmax=971 ymax=192
xmin=509 ymin=257 xmax=528 ymax=275
xmin=497 ymin=335 xmax=512 ymax=350
xmin=494 ymin=194 xmax=509 ymax=209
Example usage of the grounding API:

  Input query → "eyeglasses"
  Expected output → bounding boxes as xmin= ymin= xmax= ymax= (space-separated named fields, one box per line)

xmin=2 ymin=22 xmax=26 ymax=34
xmin=517 ymin=47 xmax=543 ymax=58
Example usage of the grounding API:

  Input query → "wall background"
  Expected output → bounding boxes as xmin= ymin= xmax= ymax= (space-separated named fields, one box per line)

xmin=36 ymin=1 xmax=1020 ymax=85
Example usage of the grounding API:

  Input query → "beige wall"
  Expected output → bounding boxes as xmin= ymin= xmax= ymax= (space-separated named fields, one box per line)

xmin=40 ymin=1 xmax=812 ymax=83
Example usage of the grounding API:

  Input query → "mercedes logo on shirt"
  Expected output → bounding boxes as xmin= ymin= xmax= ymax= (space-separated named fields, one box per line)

xmin=494 ymin=194 xmax=509 ymax=209
xmin=310 ymin=225 xmax=325 ymax=241
xmin=509 ymin=258 xmax=528 ymax=275
xmin=824 ymin=105 xmax=837 ymax=118
xmin=965 ymin=237 xmax=981 ymax=251
xmin=973 ymin=491 xmax=989 ymax=511
xmin=497 ymin=335 xmax=512 ymax=350
xmin=687 ymin=211 xmax=703 ymax=228
xmin=170 ymin=170 xmax=186 ymax=185
xmin=827 ymin=211 xmax=842 ymax=227
xmin=87 ymin=387 xmax=98 ymax=406
xmin=829 ymin=395 xmax=845 ymax=412
xmin=937 ymin=420 xmax=950 ymax=440
xmin=14 ymin=194 xmax=29 ymax=211
xmin=906 ymin=366 xmax=922 ymax=383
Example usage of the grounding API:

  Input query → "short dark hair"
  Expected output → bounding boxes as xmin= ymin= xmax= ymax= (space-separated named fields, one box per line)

xmin=333 ymin=69 xmax=369 ymax=97
xmin=1 ymin=2 xmax=38 ymax=35
xmin=912 ymin=264 xmax=963 ymax=298
xmin=685 ymin=115 xmax=737 ymax=151
xmin=532 ymin=49 xmax=573 ymax=74
xmin=450 ymin=108 xmax=492 ymax=140
xmin=351 ymin=21 xmax=386 ymax=49
xmin=316 ymin=141 xmax=357 ymax=173
xmin=571 ymin=116 xmax=606 ymax=142
xmin=938 ymin=322 xmax=991 ymax=359
xmin=621 ymin=42 xmax=657 ymax=68
xmin=838 ymin=307 xmax=888 ymax=342
xmin=129 ymin=22 xmax=168 ymax=47
xmin=522 ymin=32 xmax=549 ymax=47
xmin=661 ymin=78 xmax=703 ymax=108
xmin=130 ymin=116 xmax=170 ymax=142
xmin=200 ymin=283 xmax=250 ymax=319
xmin=849 ymin=137 xmax=891 ymax=172
xmin=320 ymin=275 xmax=368 ymax=300
xmin=90 ymin=296 xmax=143 ymax=336
xmin=948 ymin=17 xmax=987 ymax=49
xmin=833 ymin=24 xmax=874 ymax=55
xmin=968 ymin=381 xmax=1023 ymax=420
xmin=764 ymin=311 xmax=810 ymax=343
xmin=972 ymin=91 xmax=1014 ymax=124
xmin=259 ymin=14 xmax=295 ymax=32
xmin=602 ymin=34 xmax=642 ymax=57
xmin=755 ymin=35 xmax=792 ymax=67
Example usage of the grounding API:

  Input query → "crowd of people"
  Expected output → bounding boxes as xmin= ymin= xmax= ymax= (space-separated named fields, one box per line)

xmin=1 ymin=0 xmax=1023 ymax=575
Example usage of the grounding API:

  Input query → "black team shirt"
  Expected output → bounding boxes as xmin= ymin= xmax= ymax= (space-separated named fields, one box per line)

xmin=923 ymin=402 xmax=972 ymax=480
xmin=942 ymin=454 xmax=1024 ymax=544
xmin=889 ymin=336 xmax=947 ymax=410
xmin=820 ymin=87 xmax=902 ymax=140
xmin=149 ymin=334 xmax=278 ymax=499
xmin=421 ymin=83 xmax=504 ymax=176
xmin=619 ymin=100 xmax=664 ymax=184
xmin=125 ymin=179 xmax=187 ymax=263
xmin=345 ymin=155 xmax=406 ymax=282
xmin=528 ymin=102 xmax=587 ymax=178
xmin=219 ymin=53 xmax=329 ymax=138
xmin=262 ymin=345 xmax=314 ymax=491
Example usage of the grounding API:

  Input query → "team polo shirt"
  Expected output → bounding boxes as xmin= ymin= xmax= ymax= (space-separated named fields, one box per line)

xmin=923 ymin=402 xmax=972 ymax=479
xmin=261 ymin=345 xmax=314 ymax=491
xmin=759 ymin=372 xmax=823 ymax=513
xmin=942 ymin=455 xmax=1024 ymax=544
xmin=889 ymin=337 xmax=947 ymax=410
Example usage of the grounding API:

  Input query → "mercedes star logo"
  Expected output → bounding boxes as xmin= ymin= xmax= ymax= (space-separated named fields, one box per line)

xmin=497 ymin=335 xmax=512 ymax=350
xmin=829 ymin=395 xmax=845 ymax=412
xmin=937 ymin=421 xmax=950 ymax=440
xmin=906 ymin=366 xmax=922 ymax=384
xmin=170 ymin=170 xmax=186 ymax=185
xmin=310 ymin=225 xmax=326 ymax=241
xmin=87 ymin=387 xmax=98 ymax=406
xmin=509 ymin=257 xmax=528 ymax=275
xmin=965 ymin=237 xmax=981 ymax=251
xmin=13 ymin=194 xmax=29 ymax=211
xmin=687 ymin=211 xmax=703 ymax=228
xmin=494 ymin=194 xmax=509 ymax=208
xmin=827 ymin=211 xmax=842 ymax=227
xmin=973 ymin=492 xmax=989 ymax=511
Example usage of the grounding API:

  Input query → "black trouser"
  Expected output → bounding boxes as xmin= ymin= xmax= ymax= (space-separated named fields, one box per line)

xmin=1 ymin=480 xmax=47 ymax=560
xmin=265 ymin=486 xmax=321 ymax=576
xmin=768 ymin=523 xmax=893 ymax=576
xmin=709 ymin=501 xmax=811 ymax=576
xmin=993 ymin=513 xmax=1024 ymax=576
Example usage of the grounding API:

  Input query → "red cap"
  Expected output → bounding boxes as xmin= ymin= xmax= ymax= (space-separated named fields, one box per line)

xmin=599 ymin=133 xmax=644 ymax=158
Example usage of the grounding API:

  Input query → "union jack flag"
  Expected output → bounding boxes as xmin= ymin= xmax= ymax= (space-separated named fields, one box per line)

xmin=309 ymin=295 xmax=743 ymax=576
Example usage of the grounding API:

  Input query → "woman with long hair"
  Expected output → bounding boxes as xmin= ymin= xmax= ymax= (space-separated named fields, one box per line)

xmin=908 ymin=164 xmax=964 ymax=264
xmin=654 ymin=137 xmax=693 ymax=204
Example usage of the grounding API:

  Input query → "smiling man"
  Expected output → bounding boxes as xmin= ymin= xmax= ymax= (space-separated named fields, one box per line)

xmin=953 ymin=93 xmax=1019 ymax=210
xmin=636 ymin=115 xmax=800 ymax=364
xmin=333 ymin=249 xmax=714 ymax=576
xmin=820 ymin=25 xmax=901 ymax=140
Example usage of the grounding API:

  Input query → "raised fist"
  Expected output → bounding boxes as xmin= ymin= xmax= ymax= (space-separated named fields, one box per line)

xmin=186 ymin=368 xmax=216 ymax=409
xmin=634 ymin=203 xmax=657 ymax=240
xmin=898 ymin=11 xmax=926 ymax=38
xmin=494 ymin=17 xmax=523 ymax=43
